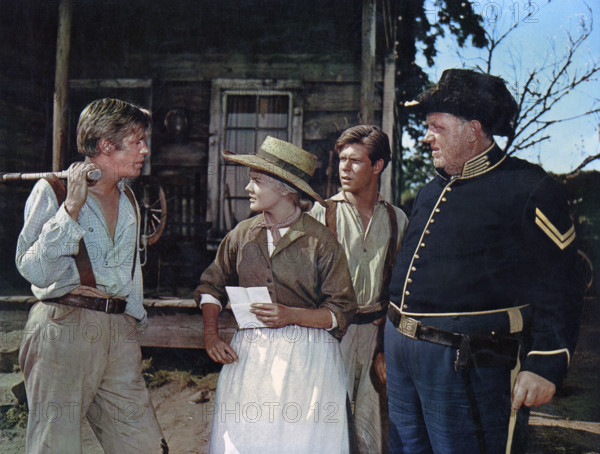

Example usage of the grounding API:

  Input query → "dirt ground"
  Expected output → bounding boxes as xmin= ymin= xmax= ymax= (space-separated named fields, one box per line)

xmin=1 ymin=297 xmax=599 ymax=453
xmin=525 ymin=296 xmax=600 ymax=453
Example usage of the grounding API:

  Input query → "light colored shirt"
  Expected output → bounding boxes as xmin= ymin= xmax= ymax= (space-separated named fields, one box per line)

xmin=15 ymin=178 xmax=145 ymax=320
xmin=310 ymin=192 xmax=408 ymax=312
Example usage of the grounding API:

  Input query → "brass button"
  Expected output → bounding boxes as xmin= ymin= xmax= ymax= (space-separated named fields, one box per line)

xmin=425 ymin=230 xmax=431 ymax=235
xmin=402 ymin=304 xmax=408 ymax=310
xmin=435 ymin=208 xmax=440 ymax=213
xmin=430 ymin=219 xmax=435 ymax=224
xmin=411 ymin=266 xmax=417 ymax=272
xmin=407 ymin=278 xmax=413 ymax=284
xmin=442 ymin=197 xmax=447 ymax=202
xmin=414 ymin=254 xmax=420 ymax=259
xmin=405 ymin=291 xmax=410 ymax=296
xmin=420 ymin=242 xmax=426 ymax=247
xmin=447 ymin=187 xmax=452 ymax=192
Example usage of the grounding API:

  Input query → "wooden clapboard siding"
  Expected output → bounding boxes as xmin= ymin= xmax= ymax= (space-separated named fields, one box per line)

xmin=152 ymin=57 xmax=384 ymax=150
xmin=304 ymin=82 xmax=361 ymax=112
xmin=302 ymin=110 xmax=383 ymax=142
xmin=147 ymin=54 xmax=368 ymax=83
xmin=303 ymin=111 xmax=359 ymax=142
xmin=152 ymin=81 xmax=211 ymax=141
xmin=149 ymin=57 xmax=384 ymax=236
xmin=304 ymin=82 xmax=382 ymax=113
xmin=153 ymin=81 xmax=212 ymax=110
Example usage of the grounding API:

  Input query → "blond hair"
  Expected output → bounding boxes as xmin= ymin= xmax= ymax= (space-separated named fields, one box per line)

xmin=77 ymin=98 xmax=151 ymax=157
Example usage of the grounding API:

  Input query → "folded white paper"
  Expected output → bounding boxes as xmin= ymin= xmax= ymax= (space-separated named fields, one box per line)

xmin=225 ymin=286 xmax=272 ymax=329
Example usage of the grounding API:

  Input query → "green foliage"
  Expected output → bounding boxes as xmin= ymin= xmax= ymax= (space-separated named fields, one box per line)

xmin=391 ymin=0 xmax=489 ymax=204
xmin=560 ymin=171 xmax=600 ymax=294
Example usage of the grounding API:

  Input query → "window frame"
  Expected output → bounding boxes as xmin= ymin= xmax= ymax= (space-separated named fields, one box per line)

xmin=207 ymin=79 xmax=303 ymax=235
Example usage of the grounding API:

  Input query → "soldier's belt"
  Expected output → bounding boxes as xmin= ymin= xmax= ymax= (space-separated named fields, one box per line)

xmin=388 ymin=305 xmax=519 ymax=370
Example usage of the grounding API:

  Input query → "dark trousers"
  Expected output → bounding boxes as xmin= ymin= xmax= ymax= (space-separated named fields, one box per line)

xmin=385 ymin=319 xmax=528 ymax=454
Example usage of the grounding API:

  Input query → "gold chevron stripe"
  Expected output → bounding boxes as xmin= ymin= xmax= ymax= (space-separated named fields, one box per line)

xmin=535 ymin=208 xmax=575 ymax=250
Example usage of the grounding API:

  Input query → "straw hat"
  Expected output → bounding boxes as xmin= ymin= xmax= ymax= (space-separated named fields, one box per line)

xmin=222 ymin=136 xmax=325 ymax=205
xmin=404 ymin=69 xmax=518 ymax=137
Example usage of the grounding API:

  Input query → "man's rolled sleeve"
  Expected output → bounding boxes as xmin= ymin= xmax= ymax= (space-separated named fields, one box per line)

xmin=193 ymin=231 xmax=237 ymax=308
xmin=317 ymin=238 xmax=357 ymax=338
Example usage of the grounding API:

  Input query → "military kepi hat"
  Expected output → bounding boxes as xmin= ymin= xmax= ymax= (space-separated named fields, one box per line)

xmin=223 ymin=136 xmax=325 ymax=206
xmin=405 ymin=69 xmax=518 ymax=137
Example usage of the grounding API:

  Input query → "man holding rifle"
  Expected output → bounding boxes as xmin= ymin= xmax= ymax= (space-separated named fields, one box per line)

xmin=16 ymin=98 xmax=167 ymax=453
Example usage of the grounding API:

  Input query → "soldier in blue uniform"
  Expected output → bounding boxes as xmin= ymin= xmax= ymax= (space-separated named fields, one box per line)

xmin=385 ymin=69 xmax=583 ymax=453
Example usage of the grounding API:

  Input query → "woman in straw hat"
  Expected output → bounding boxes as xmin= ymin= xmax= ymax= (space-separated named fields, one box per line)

xmin=194 ymin=136 xmax=358 ymax=453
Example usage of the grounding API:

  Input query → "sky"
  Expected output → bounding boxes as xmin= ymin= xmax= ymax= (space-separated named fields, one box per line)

xmin=415 ymin=0 xmax=600 ymax=174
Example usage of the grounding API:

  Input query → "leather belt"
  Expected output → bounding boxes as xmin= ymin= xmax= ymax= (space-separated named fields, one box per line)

xmin=388 ymin=304 xmax=520 ymax=370
xmin=353 ymin=308 xmax=388 ymax=325
xmin=46 ymin=294 xmax=127 ymax=314
xmin=388 ymin=306 xmax=464 ymax=348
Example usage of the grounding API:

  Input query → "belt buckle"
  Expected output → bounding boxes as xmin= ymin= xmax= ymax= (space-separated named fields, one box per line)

xmin=398 ymin=315 xmax=420 ymax=339
xmin=105 ymin=298 xmax=113 ymax=313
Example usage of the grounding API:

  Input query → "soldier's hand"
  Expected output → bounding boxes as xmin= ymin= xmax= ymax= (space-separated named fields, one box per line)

xmin=511 ymin=371 xmax=556 ymax=411
xmin=64 ymin=161 xmax=97 ymax=220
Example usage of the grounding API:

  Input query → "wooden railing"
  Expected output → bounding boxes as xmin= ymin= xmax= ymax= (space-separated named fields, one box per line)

xmin=0 ymin=296 xmax=238 ymax=350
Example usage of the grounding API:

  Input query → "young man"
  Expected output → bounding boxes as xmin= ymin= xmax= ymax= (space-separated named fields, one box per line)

xmin=386 ymin=69 xmax=583 ymax=453
xmin=16 ymin=98 xmax=167 ymax=453
xmin=311 ymin=125 xmax=408 ymax=453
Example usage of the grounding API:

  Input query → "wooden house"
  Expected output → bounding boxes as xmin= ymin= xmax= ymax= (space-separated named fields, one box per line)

xmin=1 ymin=0 xmax=398 ymax=293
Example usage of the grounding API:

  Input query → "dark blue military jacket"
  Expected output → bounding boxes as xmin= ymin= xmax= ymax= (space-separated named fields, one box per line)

xmin=390 ymin=143 xmax=583 ymax=385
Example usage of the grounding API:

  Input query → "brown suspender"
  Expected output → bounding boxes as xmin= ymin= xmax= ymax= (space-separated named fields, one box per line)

xmin=45 ymin=175 xmax=96 ymax=287
xmin=44 ymin=175 xmax=139 ymax=286
xmin=380 ymin=202 xmax=398 ymax=302
xmin=122 ymin=185 xmax=139 ymax=279
xmin=325 ymin=200 xmax=338 ymax=237
xmin=325 ymin=198 xmax=399 ymax=304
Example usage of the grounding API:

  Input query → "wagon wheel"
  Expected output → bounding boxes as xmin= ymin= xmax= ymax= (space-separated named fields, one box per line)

xmin=132 ymin=176 xmax=167 ymax=247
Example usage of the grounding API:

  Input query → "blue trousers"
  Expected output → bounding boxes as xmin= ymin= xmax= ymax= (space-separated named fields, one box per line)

xmin=385 ymin=319 xmax=526 ymax=454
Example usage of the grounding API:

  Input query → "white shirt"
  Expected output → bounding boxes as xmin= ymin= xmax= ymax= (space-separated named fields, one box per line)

xmin=15 ymin=178 xmax=145 ymax=320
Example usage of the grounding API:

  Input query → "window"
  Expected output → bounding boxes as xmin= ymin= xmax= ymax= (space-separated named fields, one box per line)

xmin=207 ymin=79 xmax=302 ymax=236
xmin=222 ymin=94 xmax=291 ymax=228
xmin=225 ymin=95 xmax=290 ymax=149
